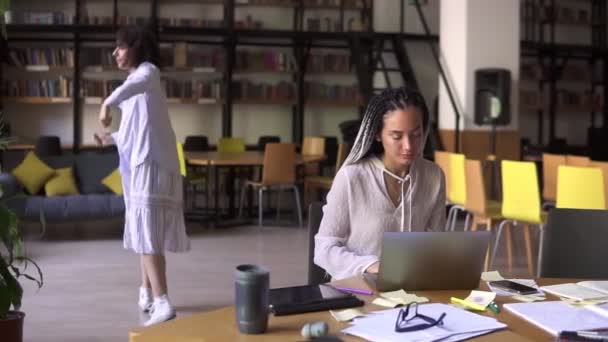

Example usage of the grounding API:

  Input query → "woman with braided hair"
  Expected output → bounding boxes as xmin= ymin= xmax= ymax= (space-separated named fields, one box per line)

xmin=314 ymin=87 xmax=446 ymax=280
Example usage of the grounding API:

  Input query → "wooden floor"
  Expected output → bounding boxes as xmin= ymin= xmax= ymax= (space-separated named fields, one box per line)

xmin=19 ymin=220 xmax=539 ymax=342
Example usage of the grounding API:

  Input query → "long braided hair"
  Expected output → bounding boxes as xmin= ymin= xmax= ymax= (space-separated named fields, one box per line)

xmin=343 ymin=87 xmax=430 ymax=166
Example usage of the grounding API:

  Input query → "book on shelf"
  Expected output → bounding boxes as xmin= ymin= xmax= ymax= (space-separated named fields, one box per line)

xmin=541 ymin=281 xmax=608 ymax=301
xmin=235 ymin=51 xmax=295 ymax=73
xmin=3 ymin=77 xmax=73 ymax=98
xmin=308 ymin=53 xmax=350 ymax=73
xmin=7 ymin=48 xmax=74 ymax=68
xmin=232 ymin=80 xmax=295 ymax=102
xmin=158 ymin=17 xmax=223 ymax=28
xmin=5 ymin=11 xmax=72 ymax=25
xmin=305 ymin=82 xmax=361 ymax=103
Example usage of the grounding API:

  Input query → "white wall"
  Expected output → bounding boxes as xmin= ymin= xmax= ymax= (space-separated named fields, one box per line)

xmin=439 ymin=0 xmax=520 ymax=132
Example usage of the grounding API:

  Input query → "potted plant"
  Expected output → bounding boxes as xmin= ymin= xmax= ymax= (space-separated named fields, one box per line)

xmin=0 ymin=113 xmax=43 ymax=342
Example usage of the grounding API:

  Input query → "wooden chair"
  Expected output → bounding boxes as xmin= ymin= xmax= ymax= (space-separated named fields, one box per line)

xmin=238 ymin=143 xmax=302 ymax=227
xmin=565 ymin=154 xmax=590 ymax=167
xmin=302 ymin=136 xmax=326 ymax=177
xmin=590 ymin=161 xmax=608 ymax=205
xmin=304 ymin=143 xmax=349 ymax=207
xmin=464 ymin=159 xmax=505 ymax=271
xmin=541 ymin=153 xmax=566 ymax=204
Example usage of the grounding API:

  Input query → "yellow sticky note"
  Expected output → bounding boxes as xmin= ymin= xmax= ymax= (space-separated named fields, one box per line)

xmin=330 ymin=308 xmax=366 ymax=322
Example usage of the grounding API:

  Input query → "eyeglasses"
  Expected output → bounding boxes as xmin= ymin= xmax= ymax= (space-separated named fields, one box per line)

xmin=394 ymin=302 xmax=447 ymax=333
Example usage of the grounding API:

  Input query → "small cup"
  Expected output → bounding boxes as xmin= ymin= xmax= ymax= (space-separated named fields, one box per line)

xmin=235 ymin=264 xmax=269 ymax=334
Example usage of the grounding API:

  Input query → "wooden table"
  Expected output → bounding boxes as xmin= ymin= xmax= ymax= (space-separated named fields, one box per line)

xmin=129 ymin=277 xmax=575 ymax=341
xmin=184 ymin=151 xmax=325 ymax=224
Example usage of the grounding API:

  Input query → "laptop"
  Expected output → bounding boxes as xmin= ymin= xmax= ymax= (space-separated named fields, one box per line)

xmin=365 ymin=231 xmax=491 ymax=292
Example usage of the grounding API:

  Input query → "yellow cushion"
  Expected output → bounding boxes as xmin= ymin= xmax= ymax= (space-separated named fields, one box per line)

xmin=45 ymin=168 xmax=79 ymax=196
xmin=12 ymin=152 xmax=56 ymax=195
xmin=101 ymin=168 xmax=123 ymax=195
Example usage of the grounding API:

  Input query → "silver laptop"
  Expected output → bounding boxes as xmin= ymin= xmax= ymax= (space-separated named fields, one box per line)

xmin=365 ymin=231 xmax=491 ymax=292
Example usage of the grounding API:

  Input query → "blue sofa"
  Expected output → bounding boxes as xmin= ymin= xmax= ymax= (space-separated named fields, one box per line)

xmin=0 ymin=151 xmax=124 ymax=223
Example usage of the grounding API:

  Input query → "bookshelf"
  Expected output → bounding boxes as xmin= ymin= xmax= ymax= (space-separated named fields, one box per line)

xmin=1 ymin=0 xmax=436 ymax=149
xmin=520 ymin=0 xmax=607 ymax=150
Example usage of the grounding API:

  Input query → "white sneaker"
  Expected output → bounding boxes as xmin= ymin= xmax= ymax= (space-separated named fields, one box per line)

xmin=138 ymin=287 xmax=153 ymax=313
xmin=144 ymin=295 xmax=176 ymax=326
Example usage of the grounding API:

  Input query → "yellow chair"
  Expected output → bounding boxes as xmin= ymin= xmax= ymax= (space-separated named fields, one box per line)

xmin=556 ymin=165 xmax=605 ymax=210
xmin=217 ymin=137 xmax=245 ymax=153
xmin=464 ymin=159 xmax=504 ymax=271
xmin=447 ymin=153 xmax=467 ymax=231
xmin=177 ymin=142 xmax=208 ymax=210
xmin=491 ymin=160 xmax=545 ymax=276
xmin=542 ymin=153 xmax=566 ymax=203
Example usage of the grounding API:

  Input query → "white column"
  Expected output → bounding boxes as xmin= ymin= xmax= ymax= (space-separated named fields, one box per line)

xmin=438 ymin=0 xmax=520 ymax=132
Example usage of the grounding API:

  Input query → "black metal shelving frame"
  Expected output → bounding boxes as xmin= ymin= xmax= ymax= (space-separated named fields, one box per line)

xmin=520 ymin=0 xmax=608 ymax=150
xmin=1 ymin=0 xmax=440 ymax=152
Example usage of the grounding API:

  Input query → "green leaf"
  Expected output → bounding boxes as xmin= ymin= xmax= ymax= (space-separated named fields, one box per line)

xmin=0 ymin=0 xmax=10 ymax=13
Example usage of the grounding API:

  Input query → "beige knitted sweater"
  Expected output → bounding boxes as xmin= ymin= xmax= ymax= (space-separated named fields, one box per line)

xmin=314 ymin=156 xmax=446 ymax=280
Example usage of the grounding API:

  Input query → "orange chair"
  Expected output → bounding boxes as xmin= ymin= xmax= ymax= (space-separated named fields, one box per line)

xmin=566 ymin=155 xmax=590 ymax=167
xmin=464 ymin=159 xmax=504 ymax=271
xmin=238 ymin=143 xmax=302 ymax=227
xmin=542 ymin=153 xmax=566 ymax=204
xmin=304 ymin=143 xmax=350 ymax=206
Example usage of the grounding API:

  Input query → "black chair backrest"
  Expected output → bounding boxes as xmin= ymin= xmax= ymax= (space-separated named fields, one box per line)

xmin=308 ymin=202 xmax=328 ymax=285
xmin=34 ymin=136 xmax=62 ymax=156
xmin=184 ymin=135 xmax=209 ymax=152
xmin=539 ymin=208 xmax=608 ymax=279
xmin=257 ymin=136 xmax=281 ymax=151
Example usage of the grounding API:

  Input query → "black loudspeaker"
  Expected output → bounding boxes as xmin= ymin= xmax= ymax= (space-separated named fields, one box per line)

xmin=475 ymin=68 xmax=511 ymax=126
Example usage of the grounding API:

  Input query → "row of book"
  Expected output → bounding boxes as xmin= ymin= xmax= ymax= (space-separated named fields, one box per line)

xmin=4 ymin=11 xmax=72 ymax=25
xmin=236 ymin=0 xmax=365 ymax=8
xmin=80 ymin=16 xmax=223 ymax=28
xmin=521 ymin=63 xmax=602 ymax=83
xmin=7 ymin=48 xmax=74 ymax=68
xmin=520 ymin=89 xmax=604 ymax=110
xmin=304 ymin=82 xmax=360 ymax=101
xmin=232 ymin=80 xmax=296 ymax=101
xmin=81 ymin=79 xmax=223 ymax=100
xmin=522 ymin=3 xmax=591 ymax=26
xmin=4 ymin=47 xmax=350 ymax=75
xmin=235 ymin=51 xmax=296 ymax=72
xmin=3 ymin=78 xmax=73 ymax=98
xmin=305 ymin=16 xmax=366 ymax=32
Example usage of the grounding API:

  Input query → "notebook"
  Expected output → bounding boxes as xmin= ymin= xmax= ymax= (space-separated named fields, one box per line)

xmin=504 ymin=301 xmax=608 ymax=336
xmin=268 ymin=284 xmax=364 ymax=316
xmin=541 ymin=281 xmax=608 ymax=301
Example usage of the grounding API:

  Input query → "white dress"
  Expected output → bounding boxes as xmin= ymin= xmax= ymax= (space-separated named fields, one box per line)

xmin=104 ymin=62 xmax=190 ymax=255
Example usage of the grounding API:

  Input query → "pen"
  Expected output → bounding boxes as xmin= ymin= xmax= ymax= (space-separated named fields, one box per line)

xmin=333 ymin=285 xmax=374 ymax=296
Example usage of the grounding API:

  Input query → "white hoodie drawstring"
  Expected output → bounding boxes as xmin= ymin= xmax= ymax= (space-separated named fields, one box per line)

xmin=372 ymin=157 xmax=413 ymax=232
